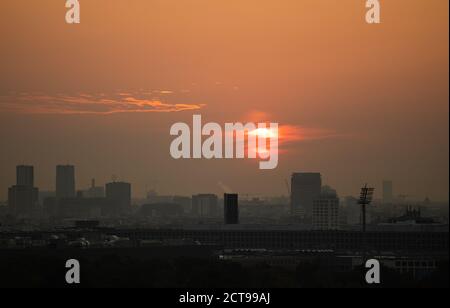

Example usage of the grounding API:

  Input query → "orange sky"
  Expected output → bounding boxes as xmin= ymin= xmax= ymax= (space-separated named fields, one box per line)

xmin=0 ymin=0 xmax=448 ymax=201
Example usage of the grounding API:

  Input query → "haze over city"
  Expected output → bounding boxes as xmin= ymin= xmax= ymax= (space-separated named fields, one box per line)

xmin=0 ymin=0 xmax=448 ymax=201
xmin=0 ymin=0 xmax=448 ymax=290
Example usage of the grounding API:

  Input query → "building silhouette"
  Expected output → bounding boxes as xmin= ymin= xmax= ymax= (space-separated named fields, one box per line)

xmin=139 ymin=203 xmax=184 ymax=217
xmin=56 ymin=165 xmax=76 ymax=199
xmin=291 ymin=173 xmax=322 ymax=218
xmin=105 ymin=181 xmax=131 ymax=216
xmin=58 ymin=197 xmax=107 ymax=218
xmin=8 ymin=165 xmax=38 ymax=217
xmin=192 ymin=194 xmax=218 ymax=217
xmin=173 ymin=196 xmax=192 ymax=214
xmin=16 ymin=165 xmax=34 ymax=187
xmin=312 ymin=186 xmax=340 ymax=230
xmin=224 ymin=193 xmax=239 ymax=224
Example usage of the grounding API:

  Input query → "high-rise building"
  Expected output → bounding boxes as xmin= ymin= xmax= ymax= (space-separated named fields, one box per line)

xmin=16 ymin=165 xmax=34 ymax=187
xmin=224 ymin=193 xmax=239 ymax=224
xmin=312 ymin=186 xmax=340 ymax=230
xmin=105 ymin=181 xmax=131 ymax=215
xmin=291 ymin=173 xmax=322 ymax=217
xmin=382 ymin=180 xmax=393 ymax=204
xmin=8 ymin=165 xmax=38 ymax=217
xmin=192 ymin=194 xmax=218 ymax=217
xmin=8 ymin=186 xmax=39 ymax=217
xmin=56 ymin=165 xmax=76 ymax=199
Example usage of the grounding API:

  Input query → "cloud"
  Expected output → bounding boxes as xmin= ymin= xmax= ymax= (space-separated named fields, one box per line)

xmin=0 ymin=91 xmax=205 ymax=115
xmin=278 ymin=125 xmax=337 ymax=144
xmin=235 ymin=110 xmax=340 ymax=156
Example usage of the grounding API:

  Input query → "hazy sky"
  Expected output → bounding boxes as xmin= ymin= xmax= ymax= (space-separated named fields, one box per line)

xmin=0 ymin=0 xmax=448 ymax=201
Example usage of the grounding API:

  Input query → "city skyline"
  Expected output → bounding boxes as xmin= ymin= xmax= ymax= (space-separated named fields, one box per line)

xmin=1 ymin=0 xmax=448 ymax=201
xmin=0 ymin=0 xmax=448 ymax=290
xmin=0 ymin=163 xmax=442 ymax=203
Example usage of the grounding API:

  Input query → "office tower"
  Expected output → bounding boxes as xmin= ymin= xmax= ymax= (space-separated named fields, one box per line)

xmin=224 ymin=193 xmax=239 ymax=224
xmin=105 ymin=181 xmax=131 ymax=215
xmin=291 ymin=173 xmax=322 ymax=217
xmin=16 ymin=165 xmax=34 ymax=187
xmin=382 ymin=180 xmax=393 ymax=204
xmin=192 ymin=194 xmax=218 ymax=217
xmin=56 ymin=165 xmax=76 ymax=199
xmin=8 ymin=186 xmax=39 ymax=217
xmin=312 ymin=186 xmax=340 ymax=230
xmin=8 ymin=165 xmax=38 ymax=217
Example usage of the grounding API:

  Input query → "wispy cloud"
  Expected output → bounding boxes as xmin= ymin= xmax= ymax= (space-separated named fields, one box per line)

xmin=242 ymin=110 xmax=338 ymax=144
xmin=236 ymin=110 xmax=340 ymax=155
xmin=0 ymin=91 xmax=205 ymax=115
xmin=278 ymin=125 xmax=338 ymax=144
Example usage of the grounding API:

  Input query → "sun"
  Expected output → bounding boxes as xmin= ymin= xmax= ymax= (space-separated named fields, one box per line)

xmin=249 ymin=127 xmax=278 ymax=139
xmin=247 ymin=127 xmax=279 ymax=157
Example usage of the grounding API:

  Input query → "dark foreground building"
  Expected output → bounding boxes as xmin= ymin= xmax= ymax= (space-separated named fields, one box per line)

xmin=224 ymin=194 xmax=239 ymax=224
xmin=0 ymin=228 xmax=447 ymax=287
xmin=1 ymin=228 xmax=447 ymax=253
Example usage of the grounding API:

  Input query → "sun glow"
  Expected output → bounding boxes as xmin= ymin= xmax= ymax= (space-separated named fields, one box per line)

xmin=249 ymin=127 xmax=278 ymax=139
xmin=248 ymin=127 xmax=279 ymax=157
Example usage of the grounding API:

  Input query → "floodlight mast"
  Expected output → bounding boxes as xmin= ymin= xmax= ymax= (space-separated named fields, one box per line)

xmin=359 ymin=184 xmax=374 ymax=232
xmin=358 ymin=184 xmax=375 ymax=260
